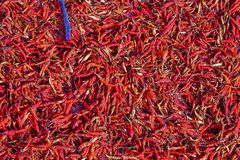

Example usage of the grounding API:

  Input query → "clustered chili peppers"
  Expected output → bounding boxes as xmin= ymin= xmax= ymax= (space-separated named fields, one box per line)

xmin=0 ymin=0 xmax=239 ymax=159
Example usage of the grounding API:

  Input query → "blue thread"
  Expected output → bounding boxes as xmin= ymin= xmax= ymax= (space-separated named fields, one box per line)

xmin=59 ymin=0 xmax=71 ymax=40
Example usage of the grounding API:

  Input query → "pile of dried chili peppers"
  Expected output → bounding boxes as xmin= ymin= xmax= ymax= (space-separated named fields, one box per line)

xmin=0 ymin=0 xmax=239 ymax=159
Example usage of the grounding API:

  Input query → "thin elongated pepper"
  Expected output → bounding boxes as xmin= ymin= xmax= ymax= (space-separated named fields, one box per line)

xmin=59 ymin=0 xmax=71 ymax=40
